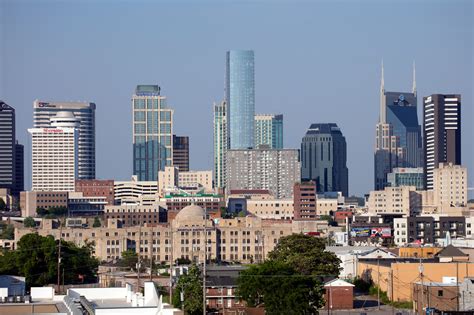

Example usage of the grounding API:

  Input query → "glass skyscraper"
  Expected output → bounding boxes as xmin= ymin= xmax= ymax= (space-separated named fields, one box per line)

xmin=301 ymin=123 xmax=349 ymax=197
xmin=254 ymin=114 xmax=283 ymax=149
xmin=226 ymin=50 xmax=255 ymax=149
xmin=374 ymin=63 xmax=422 ymax=190
xmin=132 ymin=85 xmax=173 ymax=181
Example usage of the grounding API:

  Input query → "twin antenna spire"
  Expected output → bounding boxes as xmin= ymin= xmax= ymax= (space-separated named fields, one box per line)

xmin=379 ymin=60 xmax=417 ymax=123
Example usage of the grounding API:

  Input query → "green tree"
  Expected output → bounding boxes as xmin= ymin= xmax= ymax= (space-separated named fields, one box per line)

xmin=0 ymin=222 xmax=14 ymax=239
xmin=0 ymin=198 xmax=6 ymax=211
xmin=237 ymin=234 xmax=341 ymax=313
xmin=268 ymin=234 xmax=341 ymax=276
xmin=0 ymin=233 xmax=99 ymax=288
xmin=23 ymin=217 xmax=36 ymax=228
xmin=237 ymin=211 xmax=246 ymax=217
xmin=172 ymin=264 xmax=203 ymax=315
xmin=92 ymin=216 xmax=101 ymax=228
xmin=119 ymin=250 xmax=138 ymax=268
xmin=36 ymin=207 xmax=47 ymax=216
xmin=237 ymin=260 xmax=323 ymax=314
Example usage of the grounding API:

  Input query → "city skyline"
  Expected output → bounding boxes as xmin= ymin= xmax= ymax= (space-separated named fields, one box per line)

xmin=1 ymin=1 xmax=472 ymax=197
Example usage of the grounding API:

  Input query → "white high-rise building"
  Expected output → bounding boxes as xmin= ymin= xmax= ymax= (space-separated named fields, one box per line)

xmin=33 ymin=100 xmax=95 ymax=180
xmin=226 ymin=146 xmax=300 ymax=199
xmin=433 ymin=163 xmax=467 ymax=208
xmin=213 ymin=100 xmax=228 ymax=188
xmin=28 ymin=112 xmax=79 ymax=191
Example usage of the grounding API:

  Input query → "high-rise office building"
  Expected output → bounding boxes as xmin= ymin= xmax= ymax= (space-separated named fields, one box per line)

xmin=33 ymin=100 xmax=95 ymax=179
xmin=0 ymin=101 xmax=16 ymax=194
xmin=301 ymin=123 xmax=349 ymax=196
xmin=213 ymin=100 xmax=228 ymax=188
xmin=423 ymin=94 xmax=461 ymax=190
xmin=132 ymin=85 xmax=173 ymax=181
xmin=226 ymin=50 xmax=255 ymax=149
xmin=374 ymin=63 xmax=422 ymax=190
xmin=293 ymin=181 xmax=317 ymax=220
xmin=29 ymin=111 xmax=79 ymax=191
xmin=172 ymin=135 xmax=189 ymax=172
xmin=14 ymin=142 xmax=24 ymax=194
xmin=226 ymin=146 xmax=300 ymax=199
xmin=254 ymin=114 xmax=283 ymax=149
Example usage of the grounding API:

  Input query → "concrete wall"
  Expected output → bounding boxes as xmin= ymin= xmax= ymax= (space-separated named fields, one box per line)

xmin=31 ymin=287 xmax=55 ymax=300
xmin=68 ymin=287 xmax=127 ymax=300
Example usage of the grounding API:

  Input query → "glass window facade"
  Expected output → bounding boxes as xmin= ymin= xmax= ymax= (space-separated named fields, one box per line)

xmin=226 ymin=50 xmax=255 ymax=149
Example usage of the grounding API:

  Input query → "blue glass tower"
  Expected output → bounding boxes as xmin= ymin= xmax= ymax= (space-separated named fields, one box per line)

xmin=226 ymin=50 xmax=255 ymax=149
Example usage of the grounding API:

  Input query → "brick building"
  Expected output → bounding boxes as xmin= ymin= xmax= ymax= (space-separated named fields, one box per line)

xmin=75 ymin=179 xmax=114 ymax=205
xmin=323 ymin=279 xmax=354 ymax=310
xmin=293 ymin=181 xmax=317 ymax=220
xmin=20 ymin=191 xmax=68 ymax=217
xmin=104 ymin=204 xmax=167 ymax=226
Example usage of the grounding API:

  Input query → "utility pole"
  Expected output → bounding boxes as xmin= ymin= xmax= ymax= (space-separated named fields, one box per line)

xmin=169 ymin=223 xmax=173 ymax=302
xmin=456 ymin=261 xmax=459 ymax=311
xmin=149 ymin=226 xmax=153 ymax=281
xmin=419 ymin=258 xmax=424 ymax=314
xmin=377 ymin=258 xmax=380 ymax=310
xmin=137 ymin=226 xmax=141 ymax=293
xmin=57 ymin=222 xmax=62 ymax=294
xmin=203 ymin=207 xmax=207 ymax=315
xmin=390 ymin=270 xmax=394 ymax=315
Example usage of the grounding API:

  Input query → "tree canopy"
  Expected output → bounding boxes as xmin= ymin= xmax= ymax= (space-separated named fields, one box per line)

xmin=172 ymin=264 xmax=203 ymax=315
xmin=268 ymin=233 xmax=341 ymax=276
xmin=92 ymin=216 xmax=101 ymax=228
xmin=0 ymin=233 xmax=99 ymax=287
xmin=237 ymin=234 xmax=341 ymax=314
xmin=0 ymin=222 xmax=14 ymax=239
xmin=23 ymin=217 xmax=36 ymax=228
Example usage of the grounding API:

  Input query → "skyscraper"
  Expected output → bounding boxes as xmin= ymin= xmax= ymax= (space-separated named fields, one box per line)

xmin=254 ymin=114 xmax=283 ymax=149
xmin=29 ymin=111 xmax=79 ymax=191
xmin=33 ymin=100 xmax=96 ymax=179
xmin=132 ymin=85 xmax=173 ymax=181
xmin=0 ymin=101 xmax=16 ymax=194
xmin=226 ymin=50 xmax=255 ymax=149
xmin=14 ymin=142 xmax=24 ymax=194
xmin=226 ymin=146 xmax=300 ymax=199
xmin=423 ymin=94 xmax=461 ymax=190
xmin=374 ymin=62 xmax=422 ymax=190
xmin=301 ymin=123 xmax=349 ymax=197
xmin=213 ymin=101 xmax=228 ymax=189
xmin=172 ymin=135 xmax=189 ymax=172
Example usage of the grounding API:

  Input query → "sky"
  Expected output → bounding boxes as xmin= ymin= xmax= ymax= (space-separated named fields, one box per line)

xmin=1 ymin=0 xmax=472 ymax=197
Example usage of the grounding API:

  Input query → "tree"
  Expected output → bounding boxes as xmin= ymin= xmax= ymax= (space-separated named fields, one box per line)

xmin=268 ymin=234 xmax=341 ymax=276
xmin=237 ymin=261 xmax=323 ymax=314
xmin=237 ymin=234 xmax=341 ymax=313
xmin=172 ymin=264 xmax=203 ymax=315
xmin=24 ymin=217 xmax=36 ymax=228
xmin=0 ymin=198 xmax=6 ymax=211
xmin=237 ymin=211 xmax=246 ymax=217
xmin=0 ymin=222 xmax=14 ymax=240
xmin=119 ymin=250 xmax=138 ymax=268
xmin=92 ymin=217 xmax=101 ymax=228
xmin=0 ymin=233 xmax=99 ymax=288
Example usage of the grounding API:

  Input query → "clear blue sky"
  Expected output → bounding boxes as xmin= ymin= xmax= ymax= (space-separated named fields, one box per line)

xmin=1 ymin=0 xmax=472 ymax=197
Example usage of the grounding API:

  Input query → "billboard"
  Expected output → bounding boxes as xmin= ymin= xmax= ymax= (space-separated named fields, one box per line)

xmin=350 ymin=227 xmax=391 ymax=238
xmin=350 ymin=228 xmax=370 ymax=238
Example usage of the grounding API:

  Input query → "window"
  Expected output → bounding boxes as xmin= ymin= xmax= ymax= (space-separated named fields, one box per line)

xmin=438 ymin=290 xmax=443 ymax=297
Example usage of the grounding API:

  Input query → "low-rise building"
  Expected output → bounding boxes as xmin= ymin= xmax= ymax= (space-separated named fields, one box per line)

xmin=246 ymin=198 xmax=293 ymax=220
xmin=367 ymin=186 xmax=421 ymax=216
xmin=75 ymin=179 xmax=114 ymax=205
xmin=393 ymin=215 xmax=469 ymax=246
xmin=104 ymin=204 xmax=167 ymax=226
xmin=19 ymin=191 xmax=68 ymax=217
xmin=114 ymin=176 xmax=158 ymax=205
xmin=323 ymin=279 xmax=354 ymax=310
xmin=15 ymin=205 xmax=329 ymax=264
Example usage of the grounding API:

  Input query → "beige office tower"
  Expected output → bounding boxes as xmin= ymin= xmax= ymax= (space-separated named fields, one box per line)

xmin=28 ymin=112 xmax=79 ymax=191
xmin=433 ymin=163 xmax=468 ymax=208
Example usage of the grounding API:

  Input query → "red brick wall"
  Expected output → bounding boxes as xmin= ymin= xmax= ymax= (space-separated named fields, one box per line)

xmin=324 ymin=286 xmax=353 ymax=310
